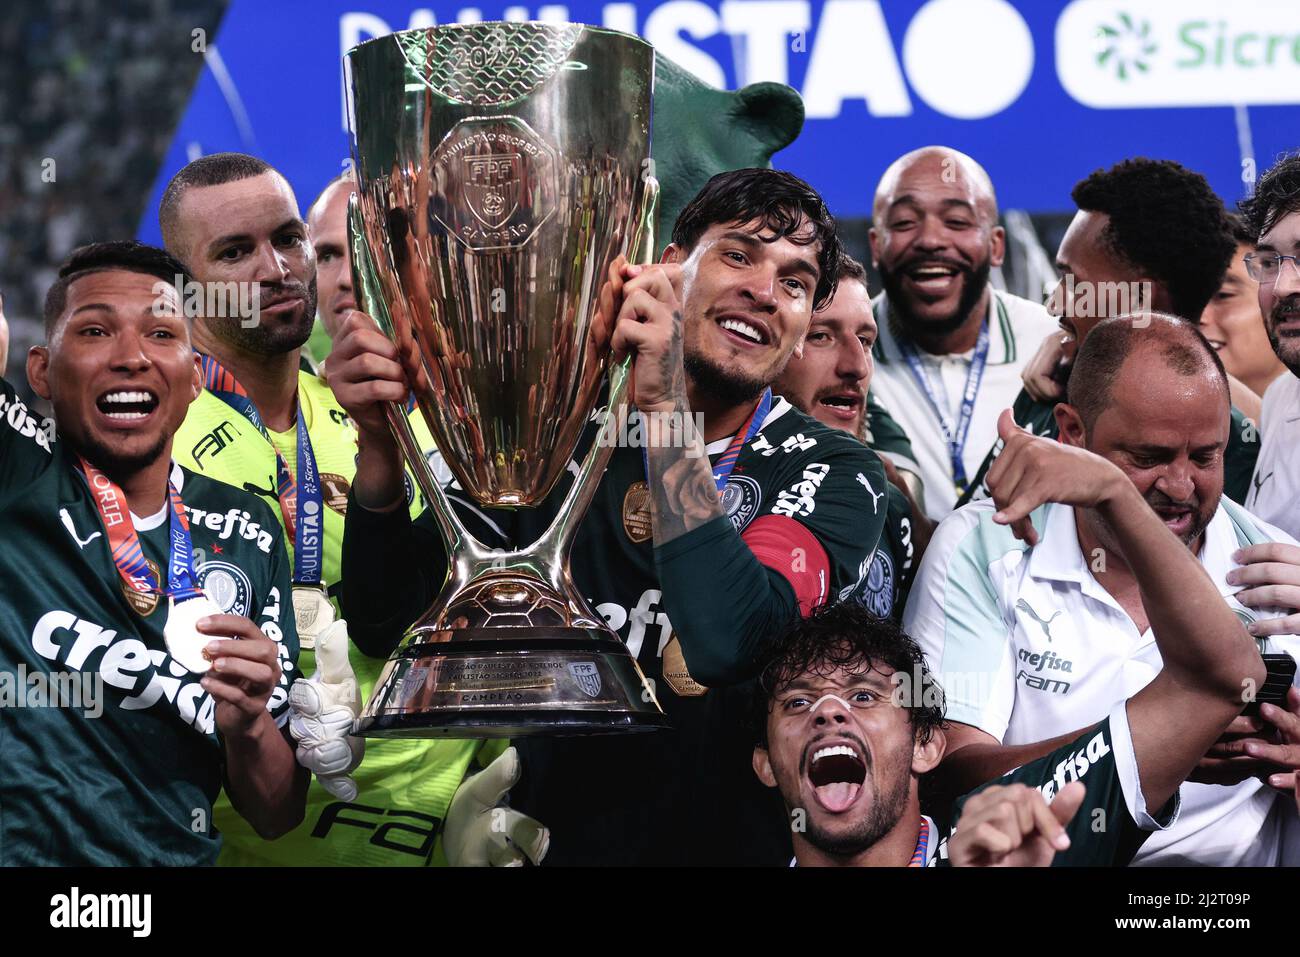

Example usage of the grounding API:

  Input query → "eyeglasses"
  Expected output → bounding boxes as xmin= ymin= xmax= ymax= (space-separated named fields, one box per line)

xmin=1244 ymin=253 xmax=1300 ymax=283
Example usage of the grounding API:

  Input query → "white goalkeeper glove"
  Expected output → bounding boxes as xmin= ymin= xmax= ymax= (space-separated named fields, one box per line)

xmin=288 ymin=619 xmax=364 ymax=801
xmin=444 ymin=746 xmax=550 ymax=866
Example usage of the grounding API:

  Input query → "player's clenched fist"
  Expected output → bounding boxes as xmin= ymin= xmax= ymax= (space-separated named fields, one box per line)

xmin=949 ymin=781 xmax=1085 ymax=867
xmin=603 ymin=258 xmax=687 ymax=415
xmin=986 ymin=408 xmax=1128 ymax=546
xmin=197 ymin=614 xmax=284 ymax=737
xmin=323 ymin=310 xmax=408 ymax=439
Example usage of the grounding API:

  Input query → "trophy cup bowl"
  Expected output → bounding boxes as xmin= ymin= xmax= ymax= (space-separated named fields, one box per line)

xmin=347 ymin=22 xmax=669 ymax=737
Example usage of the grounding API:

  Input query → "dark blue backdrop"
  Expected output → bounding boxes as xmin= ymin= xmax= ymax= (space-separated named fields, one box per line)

xmin=136 ymin=0 xmax=1300 ymax=243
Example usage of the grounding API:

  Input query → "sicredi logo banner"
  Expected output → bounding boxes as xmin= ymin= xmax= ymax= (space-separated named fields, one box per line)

xmin=1058 ymin=0 xmax=1300 ymax=107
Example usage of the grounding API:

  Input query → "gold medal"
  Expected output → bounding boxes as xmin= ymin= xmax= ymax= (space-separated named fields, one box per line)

xmin=293 ymin=584 xmax=336 ymax=650
xmin=622 ymin=480 xmax=653 ymax=543
xmin=662 ymin=635 xmax=707 ymax=697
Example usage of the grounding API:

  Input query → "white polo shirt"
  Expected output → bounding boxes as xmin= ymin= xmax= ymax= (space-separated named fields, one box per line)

xmin=904 ymin=496 xmax=1300 ymax=866
xmin=870 ymin=288 xmax=1056 ymax=522
xmin=1246 ymin=372 xmax=1300 ymax=541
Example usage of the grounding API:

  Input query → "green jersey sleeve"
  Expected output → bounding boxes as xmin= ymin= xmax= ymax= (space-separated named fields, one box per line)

xmin=0 ymin=376 xmax=54 ymax=500
xmin=864 ymin=390 xmax=920 ymax=476
xmin=942 ymin=702 xmax=1179 ymax=866
xmin=1225 ymin=405 xmax=1260 ymax=505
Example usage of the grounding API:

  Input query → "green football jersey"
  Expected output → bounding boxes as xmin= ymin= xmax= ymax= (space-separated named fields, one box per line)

xmin=348 ymin=395 xmax=889 ymax=865
xmin=173 ymin=367 xmax=486 ymax=866
xmin=940 ymin=708 xmax=1177 ymax=866
xmin=0 ymin=377 xmax=298 ymax=866
xmin=958 ymin=388 xmax=1261 ymax=509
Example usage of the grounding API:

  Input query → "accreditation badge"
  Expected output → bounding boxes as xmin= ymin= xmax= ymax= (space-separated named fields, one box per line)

xmin=293 ymin=584 xmax=336 ymax=650
xmin=662 ymin=634 xmax=708 ymax=697
xmin=164 ymin=593 xmax=223 ymax=674
xmin=622 ymin=480 xmax=653 ymax=543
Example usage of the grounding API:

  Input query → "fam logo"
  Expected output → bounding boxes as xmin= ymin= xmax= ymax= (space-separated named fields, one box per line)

xmin=196 ymin=560 xmax=252 ymax=617
xmin=1058 ymin=0 xmax=1300 ymax=107
xmin=721 ymin=474 xmax=762 ymax=531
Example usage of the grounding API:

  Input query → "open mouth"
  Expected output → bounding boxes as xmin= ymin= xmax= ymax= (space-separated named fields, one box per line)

xmin=716 ymin=314 xmax=771 ymax=347
xmin=905 ymin=262 xmax=962 ymax=295
xmin=95 ymin=389 xmax=159 ymax=422
xmin=817 ymin=391 xmax=864 ymax=422
xmin=806 ymin=740 xmax=868 ymax=813
xmin=1152 ymin=504 xmax=1193 ymax=534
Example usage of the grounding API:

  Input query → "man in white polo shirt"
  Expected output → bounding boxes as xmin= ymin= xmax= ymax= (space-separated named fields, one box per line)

xmin=906 ymin=313 xmax=1300 ymax=865
xmin=867 ymin=146 xmax=1056 ymax=522
xmin=1243 ymin=152 xmax=1300 ymax=541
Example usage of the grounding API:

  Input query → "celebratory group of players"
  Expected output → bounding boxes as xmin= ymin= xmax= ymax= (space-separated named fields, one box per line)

xmin=3 ymin=135 xmax=1300 ymax=868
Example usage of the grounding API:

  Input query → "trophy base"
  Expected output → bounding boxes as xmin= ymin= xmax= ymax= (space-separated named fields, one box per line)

xmin=355 ymin=629 xmax=672 ymax=738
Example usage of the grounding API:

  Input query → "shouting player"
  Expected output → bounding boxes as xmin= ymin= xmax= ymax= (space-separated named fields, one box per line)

xmin=0 ymin=241 xmax=306 ymax=864
xmin=753 ymin=586 xmax=1263 ymax=866
xmin=332 ymin=168 xmax=889 ymax=865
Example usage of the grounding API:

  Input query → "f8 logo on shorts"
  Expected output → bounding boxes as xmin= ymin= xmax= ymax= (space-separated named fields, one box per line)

xmin=771 ymin=463 xmax=829 ymax=518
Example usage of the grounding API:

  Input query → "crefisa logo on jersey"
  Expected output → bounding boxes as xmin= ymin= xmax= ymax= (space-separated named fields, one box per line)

xmin=721 ymin=474 xmax=762 ymax=531
xmin=196 ymin=560 xmax=252 ymax=617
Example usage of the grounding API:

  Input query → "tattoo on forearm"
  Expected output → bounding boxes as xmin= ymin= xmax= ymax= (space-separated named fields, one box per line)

xmin=648 ymin=311 xmax=723 ymax=544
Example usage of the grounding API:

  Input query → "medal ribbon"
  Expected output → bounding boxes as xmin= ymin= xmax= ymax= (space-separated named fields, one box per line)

xmin=79 ymin=458 xmax=204 ymax=601
xmin=639 ymin=388 xmax=773 ymax=494
xmin=898 ymin=318 xmax=990 ymax=496
xmin=200 ymin=354 xmax=324 ymax=586
xmin=909 ymin=817 xmax=931 ymax=867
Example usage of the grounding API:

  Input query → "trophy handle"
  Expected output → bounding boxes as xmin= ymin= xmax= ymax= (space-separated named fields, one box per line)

xmin=346 ymin=197 xmax=493 ymax=570
xmin=532 ymin=175 xmax=660 ymax=570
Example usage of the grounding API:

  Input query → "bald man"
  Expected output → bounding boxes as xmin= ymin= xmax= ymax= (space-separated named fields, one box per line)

xmin=905 ymin=313 xmax=1300 ymax=865
xmin=867 ymin=146 xmax=1056 ymax=521
xmin=302 ymin=170 xmax=358 ymax=371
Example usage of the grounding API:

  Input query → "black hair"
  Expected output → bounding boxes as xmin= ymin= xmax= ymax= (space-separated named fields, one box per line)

xmin=44 ymin=241 xmax=190 ymax=335
xmin=1071 ymin=159 xmax=1235 ymax=321
xmin=1067 ymin=312 xmax=1230 ymax=430
xmin=158 ymin=152 xmax=274 ymax=252
xmin=1239 ymin=151 xmax=1300 ymax=242
xmin=1224 ymin=211 xmax=1256 ymax=249
xmin=752 ymin=601 xmax=944 ymax=748
xmin=672 ymin=168 xmax=841 ymax=309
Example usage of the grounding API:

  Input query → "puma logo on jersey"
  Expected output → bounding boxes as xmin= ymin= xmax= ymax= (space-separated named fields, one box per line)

xmin=856 ymin=472 xmax=885 ymax=513
xmin=59 ymin=509 xmax=102 ymax=549
xmin=1253 ymin=470 xmax=1274 ymax=497
xmin=190 ymin=419 xmax=241 ymax=468
xmin=1016 ymin=598 xmax=1062 ymax=642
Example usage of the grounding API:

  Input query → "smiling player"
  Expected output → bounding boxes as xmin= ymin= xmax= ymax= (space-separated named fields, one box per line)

xmin=0 ymin=241 xmax=306 ymax=864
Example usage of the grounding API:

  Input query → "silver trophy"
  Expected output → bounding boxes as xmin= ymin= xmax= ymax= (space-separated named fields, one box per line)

xmin=346 ymin=22 xmax=669 ymax=737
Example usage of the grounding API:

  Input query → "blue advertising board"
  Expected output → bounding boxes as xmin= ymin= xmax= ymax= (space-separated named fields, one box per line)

xmin=136 ymin=0 xmax=1300 ymax=241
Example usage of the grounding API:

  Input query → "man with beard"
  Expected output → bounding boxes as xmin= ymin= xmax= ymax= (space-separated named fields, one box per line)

xmin=333 ymin=168 xmax=888 ymax=865
xmin=0 ymin=241 xmax=306 ymax=863
xmin=160 ymin=154 xmax=535 ymax=867
xmin=961 ymin=158 xmax=1257 ymax=507
xmin=754 ymin=579 xmax=1263 ymax=866
xmin=906 ymin=314 xmax=1300 ymax=865
xmin=1243 ymin=153 xmax=1300 ymax=542
xmin=866 ymin=147 xmax=1056 ymax=522
xmin=774 ymin=252 xmax=931 ymax=618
